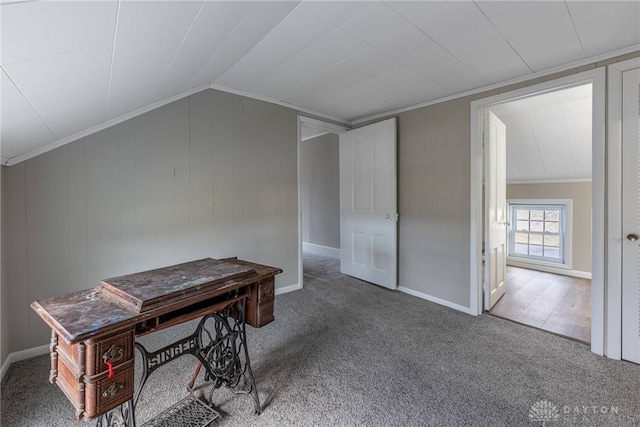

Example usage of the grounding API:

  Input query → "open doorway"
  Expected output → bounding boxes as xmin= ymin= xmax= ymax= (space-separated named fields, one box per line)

xmin=485 ymin=84 xmax=593 ymax=343
xmin=469 ymin=67 xmax=606 ymax=353
xmin=297 ymin=117 xmax=348 ymax=287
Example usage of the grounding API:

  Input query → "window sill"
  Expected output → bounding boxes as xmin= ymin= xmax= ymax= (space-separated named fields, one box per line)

xmin=506 ymin=256 xmax=571 ymax=271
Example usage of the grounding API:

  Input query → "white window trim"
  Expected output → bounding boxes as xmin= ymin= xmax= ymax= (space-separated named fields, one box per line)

xmin=506 ymin=199 xmax=573 ymax=270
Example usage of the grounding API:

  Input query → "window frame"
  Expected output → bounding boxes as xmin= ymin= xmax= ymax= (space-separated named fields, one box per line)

xmin=506 ymin=199 xmax=573 ymax=270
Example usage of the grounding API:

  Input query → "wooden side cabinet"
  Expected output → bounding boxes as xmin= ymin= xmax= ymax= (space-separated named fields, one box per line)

xmin=246 ymin=278 xmax=275 ymax=327
xmin=49 ymin=328 xmax=135 ymax=420
xmin=219 ymin=258 xmax=281 ymax=328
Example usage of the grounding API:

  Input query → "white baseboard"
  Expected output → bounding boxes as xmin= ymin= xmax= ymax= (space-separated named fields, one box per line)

xmin=1 ymin=344 xmax=49 ymax=382
xmin=302 ymin=242 xmax=340 ymax=259
xmin=275 ymin=283 xmax=302 ymax=296
xmin=506 ymin=260 xmax=592 ymax=279
xmin=398 ymin=286 xmax=472 ymax=315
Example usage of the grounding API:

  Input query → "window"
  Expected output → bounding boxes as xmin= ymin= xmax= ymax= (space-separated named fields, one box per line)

xmin=507 ymin=200 xmax=572 ymax=268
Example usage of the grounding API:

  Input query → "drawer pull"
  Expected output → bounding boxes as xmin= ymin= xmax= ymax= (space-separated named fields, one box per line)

xmin=102 ymin=382 xmax=124 ymax=398
xmin=264 ymin=286 xmax=273 ymax=297
xmin=102 ymin=345 xmax=124 ymax=364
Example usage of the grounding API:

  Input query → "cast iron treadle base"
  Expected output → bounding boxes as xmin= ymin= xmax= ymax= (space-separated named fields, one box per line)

xmin=140 ymin=395 xmax=219 ymax=427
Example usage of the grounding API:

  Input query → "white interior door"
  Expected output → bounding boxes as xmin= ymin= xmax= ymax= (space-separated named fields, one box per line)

xmin=340 ymin=118 xmax=397 ymax=289
xmin=622 ymin=67 xmax=640 ymax=364
xmin=485 ymin=110 xmax=508 ymax=309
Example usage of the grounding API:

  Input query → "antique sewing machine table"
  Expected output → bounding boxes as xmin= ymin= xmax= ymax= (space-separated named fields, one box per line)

xmin=31 ymin=258 xmax=282 ymax=426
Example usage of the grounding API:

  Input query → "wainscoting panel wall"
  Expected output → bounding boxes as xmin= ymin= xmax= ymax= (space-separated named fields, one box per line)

xmin=2 ymin=89 xmax=298 ymax=353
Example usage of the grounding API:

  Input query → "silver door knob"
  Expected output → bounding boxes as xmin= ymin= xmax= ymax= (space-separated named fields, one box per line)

xmin=385 ymin=213 xmax=391 ymax=219
xmin=628 ymin=234 xmax=639 ymax=242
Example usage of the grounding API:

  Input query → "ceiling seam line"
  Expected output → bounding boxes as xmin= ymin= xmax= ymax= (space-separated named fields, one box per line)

xmin=104 ymin=0 xmax=122 ymax=122
xmin=0 ymin=64 xmax=57 ymax=140
xmin=188 ymin=1 xmax=273 ymax=88
xmin=527 ymin=109 xmax=549 ymax=180
xmin=389 ymin=2 xmax=488 ymax=86
xmin=207 ymin=1 xmax=303 ymax=86
xmin=564 ymin=1 xmax=588 ymax=59
xmin=472 ymin=1 xmax=535 ymax=74
xmin=560 ymin=101 xmax=579 ymax=178
xmin=151 ymin=1 xmax=208 ymax=99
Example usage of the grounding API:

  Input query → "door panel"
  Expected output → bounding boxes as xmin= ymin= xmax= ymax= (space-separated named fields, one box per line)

xmin=622 ymin=67 xmax=640 ymax=364
xmin=485 ymin=110 xmax=508 ymax=310
xmin=340 ymin=118 xmax=397 ymax=289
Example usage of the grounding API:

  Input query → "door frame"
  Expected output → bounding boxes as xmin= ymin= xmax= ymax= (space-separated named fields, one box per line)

xmin=607 ymin=57 xmax=640 ymax=360
xmin=469 ymin=68 xmax=606 ymax=355
xmin=297 ymin=116 xmax=350 ymax=289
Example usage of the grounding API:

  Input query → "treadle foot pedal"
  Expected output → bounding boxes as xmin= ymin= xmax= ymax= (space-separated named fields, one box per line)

xmin=140 ymin=395 xmax=220 ymax=427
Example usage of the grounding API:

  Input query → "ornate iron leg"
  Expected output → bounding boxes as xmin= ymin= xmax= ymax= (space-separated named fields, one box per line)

xmin=196 ymin=298 xmax=261 ymax=414
xmin=96 ymin=297 xmax=260 ymax=425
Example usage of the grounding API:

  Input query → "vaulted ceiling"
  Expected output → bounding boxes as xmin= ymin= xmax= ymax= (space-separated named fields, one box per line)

xmin=1 ymin=1 xmax=639 ymax=166
xmin=492 ymin=84 xmax=593 ymax=183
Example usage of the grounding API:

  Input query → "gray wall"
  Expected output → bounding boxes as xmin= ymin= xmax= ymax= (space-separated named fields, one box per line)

xmin=507 ymin=182 xmax=592 ymax=273
xmin=384 ymin=51 xmax=638 ymax=309
xmin=2 ymin=89 xmax=298 ymax=352
xmin=300 ymin=133 xmax=340 ymax=249
xmin=397 ymin=97 xmax=472 ymax=307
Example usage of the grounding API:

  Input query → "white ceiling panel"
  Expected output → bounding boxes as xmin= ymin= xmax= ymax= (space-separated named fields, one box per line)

xmin=1 ymin=70 xmax=36 ymax=126
xmin=341 ymin=2 xmax=410 ymax=45
xmin=243 ymin=48 xmax=337 ymax=97
xmin=422 ymin=58 xmax=488 ymax=93
xmin=476 ymin=1 xmax=585 ymax=72
xmin=218 ymin=8 xmax=335 ymax=88
xmin=562 ymin=97 xmax=591 ymax=122
xmin=537 ymin=140 xmax=575 ymax=179
xmin=384 ymin=1 xmax=453 ymax=24
xmin=4 ymin=45 xmax=112 ymax=114
xmin=374 ymin=26 xmax=437 ymax=61
xmin=493 ymin=83 xmax=592 ymax=182
xmin=565 ymin=118 xmax=591 ymax=143
xmin=570 ymin=138 xmax=592 ymax=179
xmin=341 ymin=47 xmax=396 ymax=76
xmin=187 ymin=2 xmax=297 ymax=87
xmin=505 ymin=143 xmax=523 ymax=182
xmin=1 ymin=1 xmax=638 ymax=166
xmin=40 ymin=98 xmax=107 ymax=131
xmin=567 ymin=1 xmax=640 ymax=57
xmin=300 ymin=1 xmax=374 ymax=27
xmin=309 ymin=28 xmax=370 ymax=62
xmin=1 ymin=115 xmax=56 ymax=160
xmin=116 ymin=0 xmax=204 ymax=42
xmin=107 ymin=27 xmax=191 ymax=119
xmin=195 ymin=1 xmax=256 ymax=22
xmin=400 ymin=44 xmax=458 ymax=74
xmin=48 ymin=109 xmax=105 ymax=140
xmin=152 ymin=16 xmax=247 ymax=100
xmin=0 ymin=1 xmax=117 ymax=65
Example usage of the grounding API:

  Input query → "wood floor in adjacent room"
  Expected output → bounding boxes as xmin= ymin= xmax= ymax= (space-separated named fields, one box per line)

xmin=489 ymin=266 xmax=591 ymax=344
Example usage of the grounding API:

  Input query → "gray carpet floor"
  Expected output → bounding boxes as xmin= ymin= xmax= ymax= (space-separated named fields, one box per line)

xmin=2 ymin=253 xmax=639 ymax=426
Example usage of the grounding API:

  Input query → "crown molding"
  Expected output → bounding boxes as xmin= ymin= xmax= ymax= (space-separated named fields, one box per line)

xmin=352 ymin=45 xmax=640 ymax=125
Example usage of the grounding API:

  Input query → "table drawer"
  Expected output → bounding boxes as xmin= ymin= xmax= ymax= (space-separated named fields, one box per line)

xmin=84 ymin=362 xmax=134 ymax=419
xmin=246 ymin=299 xmax=274 ymax=328
xmin=255 ymin=279 xmax=274 ymax=304
xmin=87 ymin=330 xmax=134 ymax=376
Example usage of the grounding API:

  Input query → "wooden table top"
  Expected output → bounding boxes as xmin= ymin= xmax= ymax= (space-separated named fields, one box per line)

xmin=31 ymin=258 xmax=267 ymax=344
